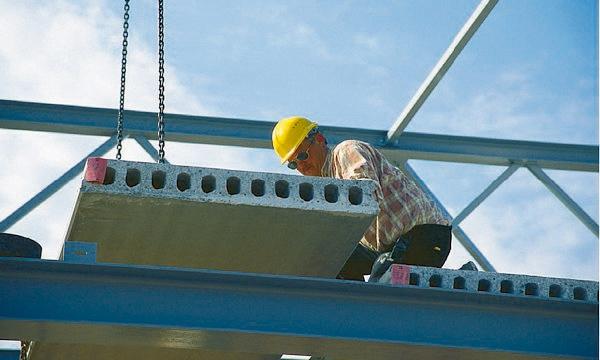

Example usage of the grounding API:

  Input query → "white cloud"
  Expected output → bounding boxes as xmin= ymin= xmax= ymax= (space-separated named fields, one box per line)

xmin=421 ymin=78 xmax=538 ymax=138
xmin=245 ymin=8 xmax=392 ymax=75
xmin=406 ymin=70 xmax=597 ymax=275
xmin=354 ymin=33 xmax=380 ymax=51
xmin=410 ymin=161 xmax=598 ymax=280
xmin=411 ymin=68 xmax=598 ymax=145
xmin=465 ymin=175 xmax=597 ymax=280
xmin=366 ymin=65 xmax=390 ymax=77
xmin=0 ymin=1 xmax=217 ymax=116
xmin=460 ymin=194 xmax=598 ymax=280
xmin=267 ymin=23 xmax=333 ymax=60
xmin=366 ymin=94 xmax=387 ymax=109
xmin=241 ymin=4 xmax=334 ymax=60
xmin=0 ymin=0 xmax=263 ymax=261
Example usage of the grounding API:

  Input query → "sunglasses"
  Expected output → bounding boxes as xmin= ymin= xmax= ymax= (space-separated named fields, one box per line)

xmin=287 ymin=134 xmax=316 ymax=170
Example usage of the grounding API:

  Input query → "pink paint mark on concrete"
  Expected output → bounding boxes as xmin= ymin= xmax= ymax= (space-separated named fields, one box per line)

xmin=391 ymin=264 xmax=410 ymax=285
xmin=84 ymin=157 xmax=108 ymax=183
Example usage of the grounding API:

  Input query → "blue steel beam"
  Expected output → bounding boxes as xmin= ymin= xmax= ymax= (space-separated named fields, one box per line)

xmin=0 ymin=136 xmax=116 ymax=232
xmin=0 ymin=350 xmax=19 ymax=360
xmin=0 ymin=258 xmax=597 ymax=359
xmin=527 ymin=164 xmax=599 ymax=237
xmin=0 ymin=100 xmax=597 ymax=172
xmin=403 ymin=163 xmax=496 ymax=272
xmin=451 ymin=163 xmax=520 ymax=226
xmin=387 ymin=0 xmax=499 ymax=142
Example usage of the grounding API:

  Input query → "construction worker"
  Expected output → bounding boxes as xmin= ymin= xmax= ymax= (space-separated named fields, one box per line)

xmin=272 ymin=116 xmax=452 ymax=281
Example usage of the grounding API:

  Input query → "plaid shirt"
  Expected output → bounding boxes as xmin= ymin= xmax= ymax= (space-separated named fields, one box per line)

xmin=322 ymin=140 xmax=448 ymax=252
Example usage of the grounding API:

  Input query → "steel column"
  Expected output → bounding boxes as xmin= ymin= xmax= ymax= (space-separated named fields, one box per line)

xmin=0 ymin=258 xmax=597 ymax=359
xmin=1 ymin=100 xmax=597 ymax=172
xmin=386 ymin=0 xmax=499 ymax=142
xmin=402 ymin=163 xmax=496 ymax=271
xmin=527 ymin=164 xmax=599 ymax=237
xmin=0 ymin=136 xmax=116 ymax=232
xmin=452 ymin=163 xmax=520 ymax=226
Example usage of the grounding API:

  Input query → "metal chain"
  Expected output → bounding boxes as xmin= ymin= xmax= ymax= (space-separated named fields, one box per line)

xmin=157 ymin=0 xmax=166 ymax=163
xmin=116 ymin=0 xmax=130 ymax=160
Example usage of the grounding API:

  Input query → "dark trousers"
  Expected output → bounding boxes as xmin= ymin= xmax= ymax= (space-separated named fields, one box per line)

xmin=337 ymin=224 xmax=452 ymax=281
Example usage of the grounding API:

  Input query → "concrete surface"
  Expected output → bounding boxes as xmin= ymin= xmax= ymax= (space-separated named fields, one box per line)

xmin=378 ymin=264 xmax=599 ymax=303
xmin=64 ymin=159 xmax=379 ymax=277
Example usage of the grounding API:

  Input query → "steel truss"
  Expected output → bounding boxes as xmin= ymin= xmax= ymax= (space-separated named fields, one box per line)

xmin=0 ymin=1 xmax=598 ymax=358
xmin=0 ymin=0 xmax=597 ymax=271
xmin=0 ymin=99 xmax=597 ymax=271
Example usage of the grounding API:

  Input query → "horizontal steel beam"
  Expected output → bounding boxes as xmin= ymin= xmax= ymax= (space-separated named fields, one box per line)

xmin=0 ymin=258 xmax=597 ymax=359
xmin=0 ymin=100 xmax=597 ymax=172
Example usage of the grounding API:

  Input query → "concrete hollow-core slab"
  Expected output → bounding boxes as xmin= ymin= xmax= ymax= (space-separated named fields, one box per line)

xmin=64 ymin=159 xmax=379 ymax=278
xmin=39 ymin=160 xmax=377 ymax=359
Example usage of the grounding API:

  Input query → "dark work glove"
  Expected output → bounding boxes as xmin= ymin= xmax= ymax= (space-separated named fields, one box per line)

xmin=368 ymin=224 xmax=452 ymax=283
xmin=368 ymin=239 xmax=408 ymax=283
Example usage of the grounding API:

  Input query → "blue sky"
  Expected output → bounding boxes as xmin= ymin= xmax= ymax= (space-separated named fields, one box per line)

xmin=0 ymin=0 xmax=597 ymax=286
xmin=157 ymin=0 xmax=598 ymax=141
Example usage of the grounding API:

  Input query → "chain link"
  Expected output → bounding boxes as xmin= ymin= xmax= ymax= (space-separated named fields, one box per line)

xmin=116 ymin=0 xmax=130 ymax=160
xmin=157 ymin=0 xmax=166 ymax=163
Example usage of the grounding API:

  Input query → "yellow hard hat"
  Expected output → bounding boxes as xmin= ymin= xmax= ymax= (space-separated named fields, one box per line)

xmin=272 ymin=116 xmax=318 ymax=164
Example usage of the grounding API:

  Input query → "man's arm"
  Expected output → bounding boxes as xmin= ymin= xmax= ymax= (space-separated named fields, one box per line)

xmin=331 ymin=140 xmax=383 ymax=200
